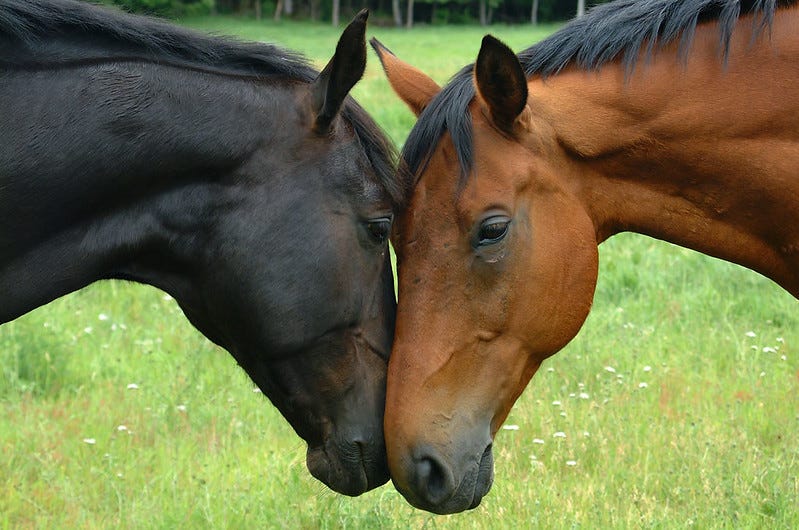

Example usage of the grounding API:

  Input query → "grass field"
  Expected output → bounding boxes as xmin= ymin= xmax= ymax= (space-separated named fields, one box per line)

xmin=2 ymin=16 xmax=798 ymax=529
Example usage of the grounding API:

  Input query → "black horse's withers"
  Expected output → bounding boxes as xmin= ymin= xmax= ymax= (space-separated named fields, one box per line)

xmin=0 ymin=0 xmax=400 ymax=495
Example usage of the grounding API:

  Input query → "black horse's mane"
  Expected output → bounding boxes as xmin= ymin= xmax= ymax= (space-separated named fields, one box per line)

xmin=0 ymin=0 xmax=402 ymax=206
xmin=401 ymin=0 xmax=794 ymax=191
xmin=0 ymin=0 xmax=315 ymax=79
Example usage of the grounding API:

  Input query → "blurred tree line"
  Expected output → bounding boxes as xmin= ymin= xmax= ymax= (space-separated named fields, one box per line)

xmin=98 ymin=0 xmax=612 ymax=25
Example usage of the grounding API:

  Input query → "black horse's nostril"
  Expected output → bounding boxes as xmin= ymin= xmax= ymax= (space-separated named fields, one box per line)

xmin=413 ymin=451 xmax=455 ymax=506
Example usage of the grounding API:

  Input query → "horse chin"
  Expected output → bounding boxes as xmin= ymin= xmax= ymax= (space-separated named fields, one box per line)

xmin=305 ymin=441 xmax=388 ymax=496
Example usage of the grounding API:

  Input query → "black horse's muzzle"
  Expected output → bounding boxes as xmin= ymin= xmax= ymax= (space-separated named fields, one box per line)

xmin=306 ymin=428 xmax=389 ymax=496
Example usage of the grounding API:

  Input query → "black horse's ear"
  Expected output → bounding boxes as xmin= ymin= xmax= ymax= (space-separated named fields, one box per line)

xmin=474 ymin=35 xmax=528 ymax=134
xmin=311 ymin=9 xmax=368 ymax=134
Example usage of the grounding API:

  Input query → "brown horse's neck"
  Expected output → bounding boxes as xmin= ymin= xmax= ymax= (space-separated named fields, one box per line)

xmin=531 ymin=7 xmax=799 ymax=297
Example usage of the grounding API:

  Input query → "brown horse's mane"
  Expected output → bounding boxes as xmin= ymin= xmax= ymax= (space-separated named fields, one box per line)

xmin=518 ymin=0 xmax=791 ymax=78
xmin=400 ymin=0 xmax=794 ymax=194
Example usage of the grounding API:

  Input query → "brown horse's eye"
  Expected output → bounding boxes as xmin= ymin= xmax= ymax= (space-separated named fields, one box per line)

xmin=366 ymin=217 xmax=392 ymax=244
xmin=476 ymin=216 xmax=510 ymax=247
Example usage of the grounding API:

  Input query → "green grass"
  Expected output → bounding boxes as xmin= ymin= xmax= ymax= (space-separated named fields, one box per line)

xmin=2 ymin=17 xmax=798 ymax=529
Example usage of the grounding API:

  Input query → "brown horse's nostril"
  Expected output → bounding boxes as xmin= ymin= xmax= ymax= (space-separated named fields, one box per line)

xmin=413 ymin=451 xmax=455 ymax=506
xmin=394 ymin=441 xmax=493 ymax=513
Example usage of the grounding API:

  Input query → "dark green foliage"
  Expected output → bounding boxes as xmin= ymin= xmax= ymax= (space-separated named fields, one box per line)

xmin=93 ymin=0 xmax=616 ymax=24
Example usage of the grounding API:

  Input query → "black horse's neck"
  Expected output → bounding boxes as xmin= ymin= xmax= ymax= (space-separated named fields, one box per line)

xmin=0 ymin=59 xmax=292 ymax=323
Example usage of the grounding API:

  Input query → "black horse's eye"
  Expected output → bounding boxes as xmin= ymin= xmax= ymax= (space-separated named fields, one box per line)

xmin=366 ymin=217 xmax=392 ymax=244
xmin=476 ymin=216 xmax=511 ymax=246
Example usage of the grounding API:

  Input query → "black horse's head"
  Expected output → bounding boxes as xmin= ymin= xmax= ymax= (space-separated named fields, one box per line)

xmin=0 ymin=3 xmax=397 ymax=496
xmin=172 ymin=14 xmax=398 ymax=495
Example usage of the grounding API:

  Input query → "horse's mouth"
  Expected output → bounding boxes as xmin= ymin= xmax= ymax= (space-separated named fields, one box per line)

xmin=469 ymin=444 xmax=495 ymax=508
xmin=446 ymin=443 xmax=495 ymax=513
xmin=306 ymin=442 xmax=378 ymax=496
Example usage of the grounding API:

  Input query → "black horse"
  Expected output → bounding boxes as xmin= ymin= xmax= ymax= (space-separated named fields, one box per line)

xmin=0 ymin=0 xmax=401 ymax=496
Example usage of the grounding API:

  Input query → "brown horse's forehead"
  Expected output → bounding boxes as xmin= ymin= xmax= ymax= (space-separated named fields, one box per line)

xmin=396 ymin=141 xmax=462 ymax=241
xmin=461 ymin=135 xmax=537 ymax=220
xmin=398 ymin=136 xmax=537 ymax=253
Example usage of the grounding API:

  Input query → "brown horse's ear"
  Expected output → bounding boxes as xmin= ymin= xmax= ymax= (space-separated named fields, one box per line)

xmin=370 ymin=38 xmax=440 ymax=116
xmin=474 ymin=35 xmax=528 ymax=134
xmin=311 ymin=9 xmax=368 ymax=134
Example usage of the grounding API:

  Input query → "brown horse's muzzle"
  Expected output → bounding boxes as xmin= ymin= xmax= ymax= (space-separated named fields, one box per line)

xmin=398 ymin=441 xmax=494 ymax=514
xmin=385 ymin=395 xmax=496 ymax=513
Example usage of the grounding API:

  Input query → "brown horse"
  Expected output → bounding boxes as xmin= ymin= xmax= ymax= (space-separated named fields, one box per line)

xmin=373 ymin=0 xmax=799 ymax=514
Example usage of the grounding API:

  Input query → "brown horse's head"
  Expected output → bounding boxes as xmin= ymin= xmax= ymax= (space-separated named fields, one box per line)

xmin=373 ymin=37 xmax=599 ymax=513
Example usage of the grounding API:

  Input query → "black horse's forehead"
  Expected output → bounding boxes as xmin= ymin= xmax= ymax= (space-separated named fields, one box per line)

xmin=340 ymin=101 xmax=402 ymax=208
xmin=325 ymin=138 xmax=392 ymax=208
